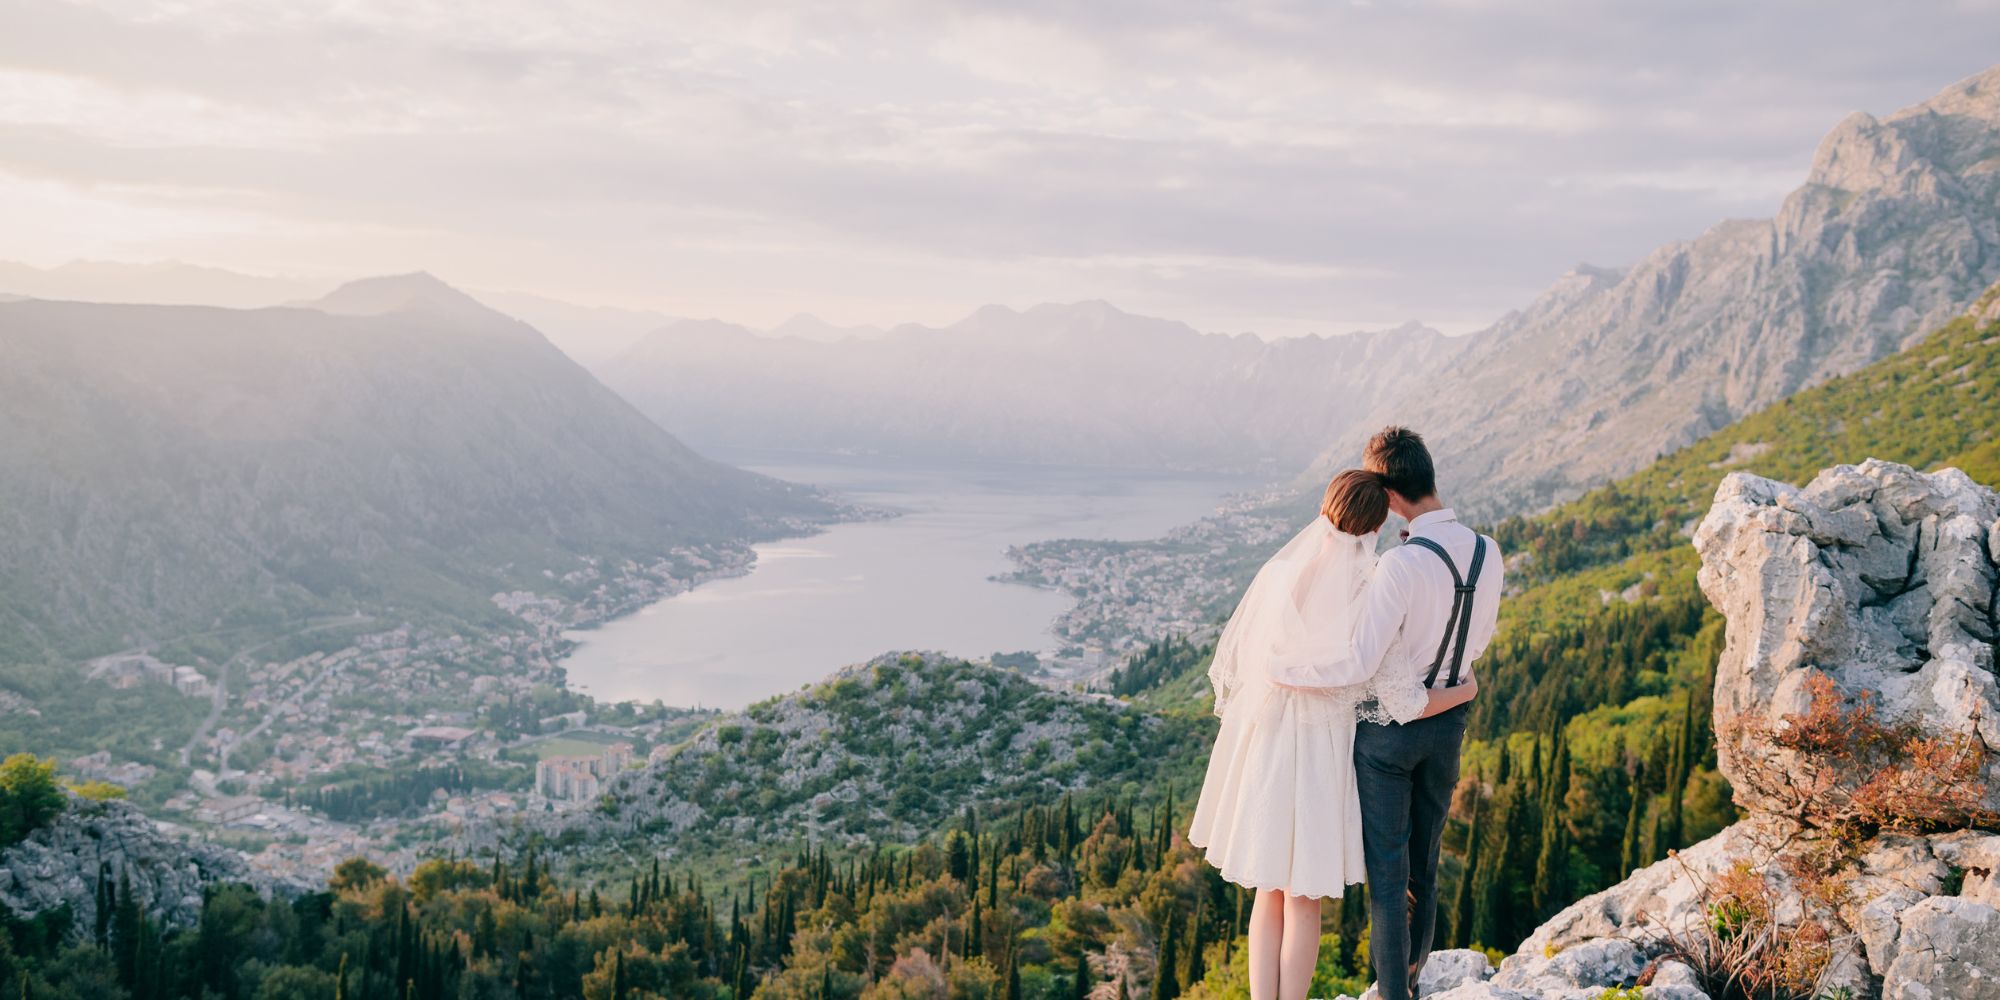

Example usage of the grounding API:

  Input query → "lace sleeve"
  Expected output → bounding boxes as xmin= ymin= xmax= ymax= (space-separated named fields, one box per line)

xmin=1368 ymin=661 xmax=1429 ymax=725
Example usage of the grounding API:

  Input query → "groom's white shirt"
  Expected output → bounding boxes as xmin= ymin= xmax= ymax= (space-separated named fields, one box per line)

xmin=1270 ymin=507 xmax=1503 ymax=696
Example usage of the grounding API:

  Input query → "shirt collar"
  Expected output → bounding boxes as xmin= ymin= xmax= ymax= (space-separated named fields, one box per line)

xmin=1408 ymin=508 xmax=1458 ymax=533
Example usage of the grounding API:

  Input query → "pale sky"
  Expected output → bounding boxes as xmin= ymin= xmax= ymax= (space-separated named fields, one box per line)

xmin=2 ymin=1 xmax=1997 ymax=336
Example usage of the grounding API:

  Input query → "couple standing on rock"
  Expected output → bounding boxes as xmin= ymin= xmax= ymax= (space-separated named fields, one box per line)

xmin=1189 ymin=427 xmax=1505 ymax=1000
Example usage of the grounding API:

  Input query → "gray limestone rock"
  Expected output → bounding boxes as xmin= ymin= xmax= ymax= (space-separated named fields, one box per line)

xmin=1417 ymin=949 xmax=1496 ymax=996
xmin=1882 ymin=896 xmax=2000 ymax=1000
xmin=0 ymin=796 xmax=291 ymax=934
xmin=1693 ymin=460 xmax=2000 ymax=823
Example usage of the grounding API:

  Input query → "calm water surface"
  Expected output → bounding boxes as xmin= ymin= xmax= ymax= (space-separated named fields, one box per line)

xmin=559 ymin=451 xmax=1252 ymax=709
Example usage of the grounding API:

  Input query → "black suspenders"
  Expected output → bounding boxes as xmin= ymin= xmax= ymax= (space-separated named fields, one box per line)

xmin=1402 ymin=534 xmax=1488 ymax=689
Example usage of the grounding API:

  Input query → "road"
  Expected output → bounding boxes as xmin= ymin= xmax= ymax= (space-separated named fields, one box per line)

xmin=174 ymin=614 xmax=375 ymax=770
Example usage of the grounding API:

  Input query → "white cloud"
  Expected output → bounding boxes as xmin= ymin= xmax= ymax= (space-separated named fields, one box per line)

xmin=0 ymin=0 xmax=1994 ymax=335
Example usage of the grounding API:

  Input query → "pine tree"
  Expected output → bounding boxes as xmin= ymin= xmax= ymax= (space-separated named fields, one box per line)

xmin=335 ymin=953 xmax=349 ymax=1000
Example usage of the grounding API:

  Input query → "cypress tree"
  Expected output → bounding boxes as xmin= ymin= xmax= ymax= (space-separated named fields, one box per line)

xmin=1533 ymin=728 xmax=1572 ymax=917
xmin=1471 ymin=798 xmax=1513 ymax=949
xmin=111 ymin=867 xmax=139 ymax=988
xmin=1183 ymin=899 xmax=1207 ymax=988
xmin=1619 ymin=760 xmax=1647 ymax=875
xmin=93 ymin=861 xmax=111 ymax=950
xmin=1449 ymin=794 xmax=1483 ymax=948
xmin=1152 ymin=911 xmax=1180 ymax=1000
xmin=1071 ymin=950 xmax=1093 ymax=1000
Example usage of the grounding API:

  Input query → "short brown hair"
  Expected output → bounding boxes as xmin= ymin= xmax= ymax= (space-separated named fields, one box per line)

xmin=1362 ymin=426 xmax=1435 ymax=500
xmin=1321 ymin=469 xmax=1389 ymax=535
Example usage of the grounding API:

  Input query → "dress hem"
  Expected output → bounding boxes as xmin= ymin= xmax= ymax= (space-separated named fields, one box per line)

xmin=1187 ymin=830 xmax=1362 ymax=901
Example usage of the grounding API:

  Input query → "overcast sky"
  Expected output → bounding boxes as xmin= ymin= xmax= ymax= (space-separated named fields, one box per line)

xmin=1 ymin=1 xmax=1996 ymax=336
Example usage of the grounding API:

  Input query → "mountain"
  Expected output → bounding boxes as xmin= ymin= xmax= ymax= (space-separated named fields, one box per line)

xmin=602 ymin=302 xmax=1462 ymax=472
xmin=767 ymin=313 xmax=887 ymax=342
xmin=0 ymin=259 xmax=324 ymax=308
xmin=1333 ymin=64 xmax=2000 ymax=518
xmin=0 ymin=276 xmax=832 ymax=659
xmin=470 ymin=289 xmax=681 ymax=368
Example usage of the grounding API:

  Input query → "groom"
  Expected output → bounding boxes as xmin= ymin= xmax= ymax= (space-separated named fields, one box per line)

xmin=1350 ymin=427 xmax=1504 ymax=1000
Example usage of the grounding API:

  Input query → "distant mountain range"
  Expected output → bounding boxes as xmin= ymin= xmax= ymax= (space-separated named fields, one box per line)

xmin=1324 ymin=64 xmax=2000 ymax=517
xmin=0 ymin=274 xmax=832 ymax=659
xmin=600 ymin=306 xmax=1462 ymax=473
xmin=0 ymin=259 xmax=326 ymax=309
xmin=597 ymin=65 xmax=2000 ymax=513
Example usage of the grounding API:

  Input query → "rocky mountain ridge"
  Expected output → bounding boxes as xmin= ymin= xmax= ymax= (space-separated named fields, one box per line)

xmin=1333 ymin=64 xmax=2000 ymax=520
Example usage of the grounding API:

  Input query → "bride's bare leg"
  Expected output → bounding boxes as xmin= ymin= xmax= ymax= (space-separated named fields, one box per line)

xmin=1247 ymin=888 xmax=1285 ymax=1000
xmin=1278 ymin=893 xmax=1322 ymax=1000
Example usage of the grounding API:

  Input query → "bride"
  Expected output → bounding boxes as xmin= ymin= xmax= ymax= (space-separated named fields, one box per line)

xmin=1187 ymin=470 xmax=1478 ymax=1000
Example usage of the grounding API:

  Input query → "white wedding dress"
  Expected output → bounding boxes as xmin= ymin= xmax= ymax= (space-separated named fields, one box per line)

xmin=1186 ymin=517 xmax=1429 ymax=899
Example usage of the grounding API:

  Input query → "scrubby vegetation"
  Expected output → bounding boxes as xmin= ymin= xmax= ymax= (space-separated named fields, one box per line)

xmin=2 ymin=796 xmax=1350 ymax=1000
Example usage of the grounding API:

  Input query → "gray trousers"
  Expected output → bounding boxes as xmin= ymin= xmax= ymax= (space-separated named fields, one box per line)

xmin=1354 ymin=702 xmax=1470 ymax=1000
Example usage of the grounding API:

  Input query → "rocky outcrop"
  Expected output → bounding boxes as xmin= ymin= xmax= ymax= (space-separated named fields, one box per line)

xmin=1694 ymin=459 xmax=2000 ymax=822
xmin=0 ymin=796 xmax=289 ymax=934
xmin=1430 ymin=461 xmax=2000 ymax=1000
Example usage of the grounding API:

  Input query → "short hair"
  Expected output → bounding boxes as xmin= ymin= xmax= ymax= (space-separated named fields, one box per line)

xmin=1321 ymin=469 xmax=1389 ymax=535
xmin=1362 ymin=426 xmax=1435 ymax=500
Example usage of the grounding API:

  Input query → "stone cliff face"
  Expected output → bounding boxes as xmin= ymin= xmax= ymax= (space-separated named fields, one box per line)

xmin=0 ymin=796 xmax=292 ymax=934
xmin=1696 ymin=461 xmax=2000 ymax=824
xmin=1379 ymin=461 xmax=2000 ymax=1000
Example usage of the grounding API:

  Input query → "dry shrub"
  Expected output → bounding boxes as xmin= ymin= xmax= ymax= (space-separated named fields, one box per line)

xmin=1726 ymin=673 xmax=1992 ymax=833
xmin=1646 ymin=855 xmax=1846 ymax=1000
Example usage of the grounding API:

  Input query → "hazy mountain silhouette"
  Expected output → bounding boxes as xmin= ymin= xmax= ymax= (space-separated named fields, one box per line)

xmin=602 ymin=302 xmax=1461 ymax=473
xmin=0 ymin=278 xmax=831 ymax=658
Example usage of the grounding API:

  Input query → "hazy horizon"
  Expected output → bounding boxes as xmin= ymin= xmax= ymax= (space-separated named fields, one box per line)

xmin=3 ymin=2 xmax=1998 ymax=337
